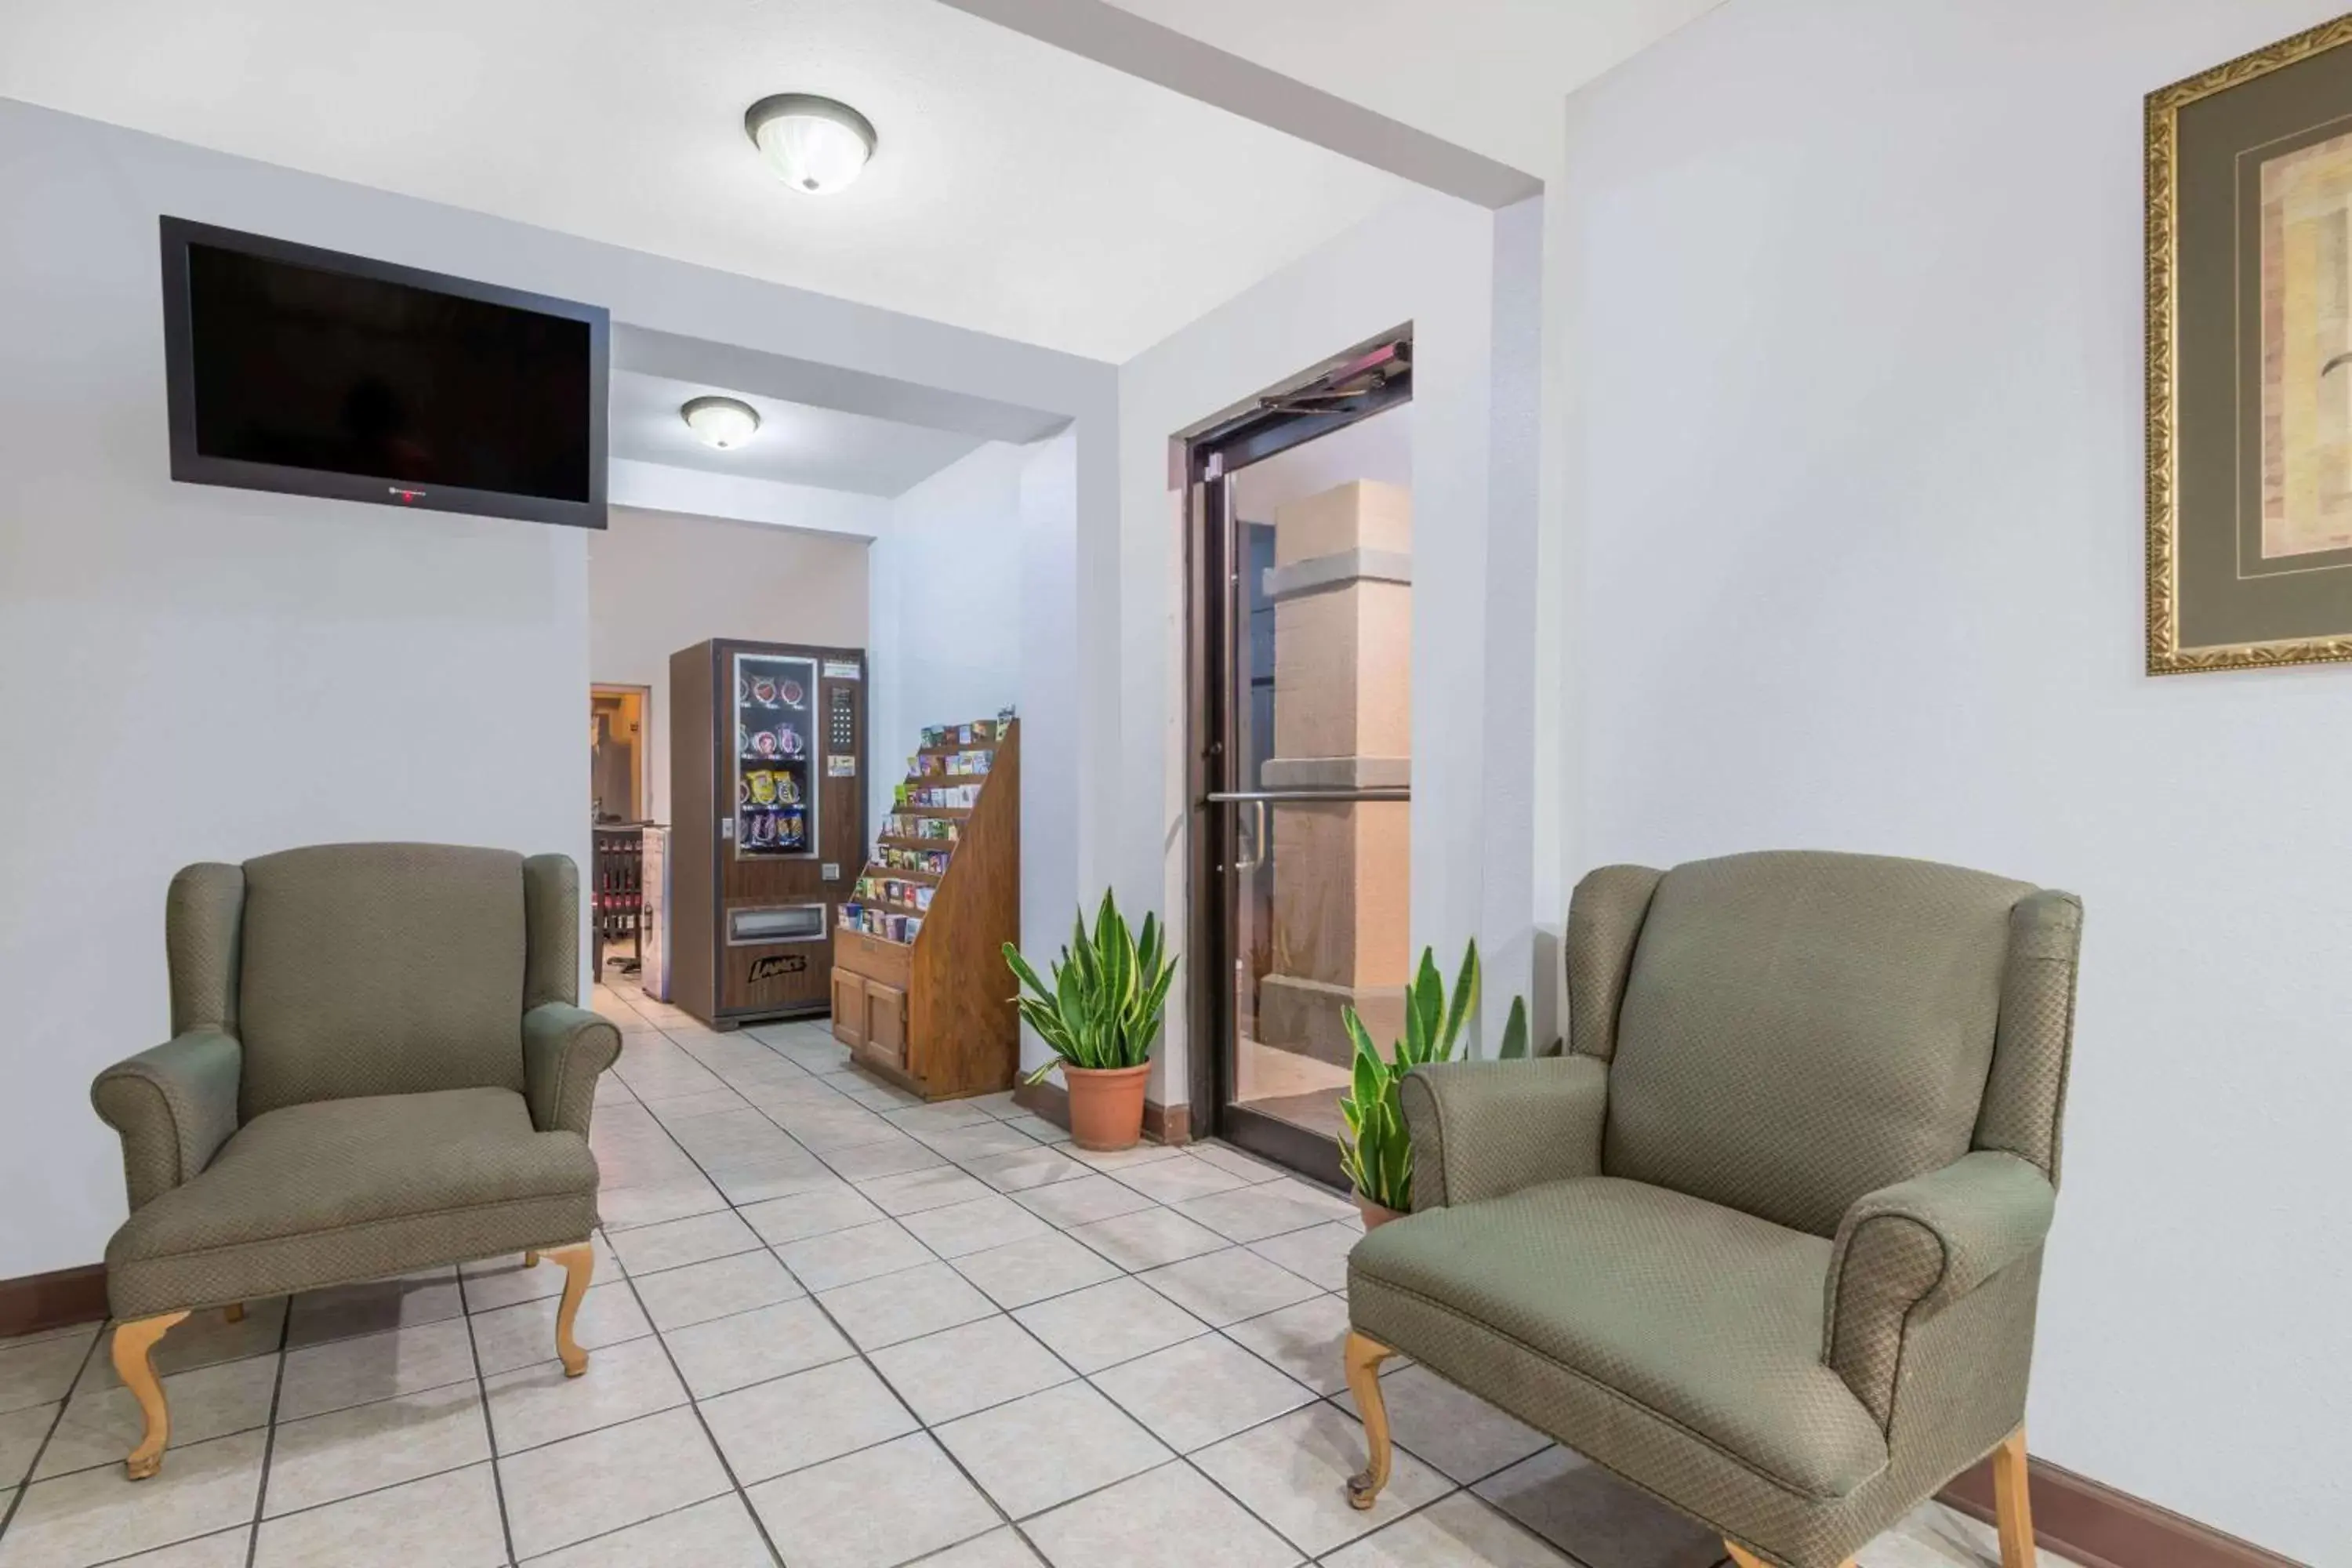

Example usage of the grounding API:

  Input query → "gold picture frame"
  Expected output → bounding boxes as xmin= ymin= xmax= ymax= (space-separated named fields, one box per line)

xmin=2149 ymin=12 xmax=2352 ymax=673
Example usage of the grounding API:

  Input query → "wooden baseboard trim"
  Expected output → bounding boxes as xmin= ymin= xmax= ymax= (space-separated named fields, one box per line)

xmin=1011 ymin=1077 xmax=1068 ymax=1127
xmin=1011 ymin=1080 xmax=1189 ymax=1145
xmin=1940 ymin=1451 xmax=2303 ymax=1568
xmin=1146 ymin=1100 xmax=1191 ymax=1145
xmin=0 ymin=1262 xmax=107 ymax=1339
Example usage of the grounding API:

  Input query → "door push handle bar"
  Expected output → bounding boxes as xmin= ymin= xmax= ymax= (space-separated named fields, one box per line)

xmin=1206 ymin=789 xmax=1409 ymax=873
xmin=1203 ymin=789 xmax=1412 ymax=804
xmin=1233 ymin=798 xmax=1267 ymax=873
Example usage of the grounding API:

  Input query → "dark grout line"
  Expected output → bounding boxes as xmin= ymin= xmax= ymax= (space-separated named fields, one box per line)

xmin=0 ymin=1322 xmax=106 ymax=1540
xmin=244 ymin=1297 xmax=295 ymax=1568
xmin=230 ymin=1455 xmax=488 ymax=1534
xmin=608 ymin=1013 xmax=1096 ymax=1561
xmin=459 ymin=1272 xmax=523 ymax=1566
xmin=0 ymin=988 xmax=1331 ymax=1567
xmin=589 ymin=985 xmax=1401 ymax=1559
xmin=597 ymin=1006 xmax=1016 ymax=1559
xmin=632 ymin=1062 xmax=1087 ymax=1554
xmin=599 ymin=1263 xmax=789 ymax=1568
xmin=594 ymin=985 xmax=1700 ymax=1568
xmin=503 ymin=1490 xmax=772 ymax=1566
xmin=619 ymin=986 xmax=1359 ymax=1555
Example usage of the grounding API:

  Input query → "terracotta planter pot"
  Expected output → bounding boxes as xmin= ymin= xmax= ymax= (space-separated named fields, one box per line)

xmin=1064 ymin=1062 xmax=1152 ymax=1151
xmin=1354 ymin=1193 xmax=1406 ymax=1229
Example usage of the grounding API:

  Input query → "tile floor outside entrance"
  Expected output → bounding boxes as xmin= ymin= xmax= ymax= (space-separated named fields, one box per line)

xmin=0 ymin=978 xmax=2068 ymax=1568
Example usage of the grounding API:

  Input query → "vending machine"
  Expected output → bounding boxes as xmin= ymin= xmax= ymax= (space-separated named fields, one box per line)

xmin=666 ymin=639 xmax=866 ymax=1026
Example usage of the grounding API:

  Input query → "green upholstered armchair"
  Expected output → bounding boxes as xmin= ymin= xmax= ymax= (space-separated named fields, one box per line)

xmin=89 ymin=843 xmax=622 ymax=1479
xmin=1343 ymin=851 xmax=2080 ymax=1568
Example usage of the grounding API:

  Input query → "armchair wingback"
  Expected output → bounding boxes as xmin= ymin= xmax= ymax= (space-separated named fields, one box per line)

xmin=1347 ymin=851 xmax=2080 ymax=1568
xmin=89 ymin=843 xmax=622 ymax=1480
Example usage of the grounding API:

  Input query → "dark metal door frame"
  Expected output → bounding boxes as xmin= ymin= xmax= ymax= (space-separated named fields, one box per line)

xmin=1182 ymin=332 xmax=1412 ymax=1188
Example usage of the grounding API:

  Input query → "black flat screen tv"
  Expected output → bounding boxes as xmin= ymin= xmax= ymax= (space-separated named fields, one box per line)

xmin=160 ymin=216 xmax=608 ymax=529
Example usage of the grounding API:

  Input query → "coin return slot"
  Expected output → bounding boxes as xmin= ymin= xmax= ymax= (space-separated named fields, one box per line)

xmin=728 ymin=905 xmax=829 ymax=944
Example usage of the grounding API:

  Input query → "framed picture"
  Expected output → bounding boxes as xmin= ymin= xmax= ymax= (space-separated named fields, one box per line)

xmin=2149 ymin=13 xmax=2352 ymax=673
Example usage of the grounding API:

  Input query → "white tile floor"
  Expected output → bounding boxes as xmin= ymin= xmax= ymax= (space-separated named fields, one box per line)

xmin=0 ymin=978 xmax=2074 ymax=1568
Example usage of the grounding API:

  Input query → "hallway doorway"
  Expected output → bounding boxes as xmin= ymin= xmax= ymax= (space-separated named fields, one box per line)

xmin=590 ymin=684 xmax=651 ymax=824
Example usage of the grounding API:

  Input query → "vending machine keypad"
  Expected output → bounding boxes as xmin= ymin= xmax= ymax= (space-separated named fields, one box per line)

xmin=829 ymin=685 xmax=856 ymax=750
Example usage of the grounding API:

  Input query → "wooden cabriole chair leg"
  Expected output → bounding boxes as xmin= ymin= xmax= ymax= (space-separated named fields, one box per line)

xmin=1992 ymin=1426 xmax=2035 ymax=1568
xmin=1720 ymin=1429 xmax=2031 ymax=1568
xmin=114 ymin=1311 xmax=190 ymax=1479
xmin=1719 ymin=1428 xmax=2032 ymax=1568
xmin=548 ymin=1243 xmax=595 ymax=1377
xmin=1342 ymin=1330 xmax=1396 ymax=1510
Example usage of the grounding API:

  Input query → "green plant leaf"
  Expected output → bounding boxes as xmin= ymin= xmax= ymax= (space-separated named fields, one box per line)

xmin=1004 ymin=891 xmax=1177 ymax=1075
xmin=1377 ymin=1102 xmax=1412 ymax=1207
xmin=1348 ymin=1035 xmax=1385 ymax=1122
xmin=1097 ymin=894 xmax=1127 ymax=1006
xmin=1409 ymin=949 xmax=1444 ymax=1063
xmin=1440 ymin=938 xmax=1480 ymax=1059
xmin=1327 ymin=937 xmax=1536 ymax=1203
xmin=1497 ymin=995 xmax=1529 ymax=1060
xmin=1014 ymin=996 xmax=1073 ymax=1053
xmin=1337 ymin=1129 xmax=1369 ymax=1194
xmin=1054 ymin=957 xmax=1091 ymax=1065
xmin=1001 ymin=942 xmax=1058 ymax=1009
xmin=1135 ymin=911 xmax=1163 ymax=984
xmin=1339 ymin=1000 xmax=1413 ymax=1207
xmin=1132 ymin=966 xmax=1178 ymax=1061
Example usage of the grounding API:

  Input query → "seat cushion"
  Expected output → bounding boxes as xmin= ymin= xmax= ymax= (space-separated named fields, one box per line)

xmin=1605 ymin=851 xmax=2027 ymax=1237
xmin=239 ymin=843 xmax=529 ymax=1119
xmin=1348 ymin=1177 xmax=1885 ymax=1501
xmin=107 ymin=1087 xmax=597 ymax=1316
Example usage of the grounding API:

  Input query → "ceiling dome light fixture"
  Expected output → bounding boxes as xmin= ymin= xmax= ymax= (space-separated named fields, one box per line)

xmin=681 ymin=395 xmax=760 ymax=449
xmin=744 ymin=93 xmax=877 ymax=195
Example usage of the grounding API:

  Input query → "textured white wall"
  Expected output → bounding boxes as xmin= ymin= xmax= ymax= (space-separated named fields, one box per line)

xmin=588 ymin=506 xmax=874 ymax=826
xmin=0 ymin=107 xmax=590 ymax=1280
xmin=0 ymin=96 xmax=1114 ymax=1281
xmin=862 ymin=434 xmax=1078 ymax=1081
xmin=1557 ymin=3 xmax=2352 ymax=1559
xmin=868 ymin=444 xmax=1029 ymax=835
xmin=1018 ymin=430 xmax=1083 ymax=1078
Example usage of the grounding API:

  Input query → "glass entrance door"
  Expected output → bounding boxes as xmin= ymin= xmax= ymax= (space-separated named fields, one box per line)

xmin=1189 ymin=371 xmax=1411 ymax=1183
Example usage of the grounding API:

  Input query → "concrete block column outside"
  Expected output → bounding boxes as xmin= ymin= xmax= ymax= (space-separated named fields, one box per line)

xmin=1258 ymin=480 xmax=1413 ymax=1073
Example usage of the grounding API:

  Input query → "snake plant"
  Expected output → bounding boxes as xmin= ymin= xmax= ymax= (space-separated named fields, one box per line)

xmin=1338 ymin=940 xmax=1530 ymax=1212
xmin=1004 ymin=890 xmax=1178 ymax=1084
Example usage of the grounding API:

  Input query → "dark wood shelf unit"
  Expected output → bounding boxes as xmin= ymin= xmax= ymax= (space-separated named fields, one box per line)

xmin=832 ymin=720 xmax=1020 ymax=1102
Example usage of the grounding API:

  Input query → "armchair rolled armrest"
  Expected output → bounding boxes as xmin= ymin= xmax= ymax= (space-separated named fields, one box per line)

xmin=523 ymin=1004 xmax=622 ymax=1135
xmin=1399 ymin=1055 xmax=1610 ymax=1212
xmin=1823 ymin=1149 xmax=2055 ymax=1426
xmin=91 ymin=1030 xmax=242 ymax=1210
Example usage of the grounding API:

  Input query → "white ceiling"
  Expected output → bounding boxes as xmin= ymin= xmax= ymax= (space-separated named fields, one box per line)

xmin=0 ymin=0 xmax=1409 ymax=361
xmin=613 ymin=371 xmax=985 ymax=496
xmin=1097 ymin=0 xmax=1726 ymax=178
